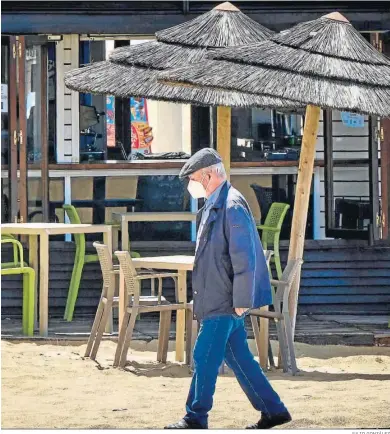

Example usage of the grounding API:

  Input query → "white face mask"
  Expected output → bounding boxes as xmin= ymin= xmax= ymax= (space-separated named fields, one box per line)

xmin=187 ymin=179 xmax=207 ymax=199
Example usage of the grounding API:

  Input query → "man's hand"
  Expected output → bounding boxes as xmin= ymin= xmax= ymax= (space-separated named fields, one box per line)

xmin=235 ymin=308 xmax=248 ymax=317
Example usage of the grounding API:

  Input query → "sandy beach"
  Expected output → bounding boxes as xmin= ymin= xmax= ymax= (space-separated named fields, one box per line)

xmin=2 ymin=339 xmax=390 ymax=429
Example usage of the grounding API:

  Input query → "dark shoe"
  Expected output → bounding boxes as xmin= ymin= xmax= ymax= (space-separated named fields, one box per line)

xmin=164 ymin=419 xmax=205 ymax=429
xmin=246 ymin=411 xmax=292 ymax=429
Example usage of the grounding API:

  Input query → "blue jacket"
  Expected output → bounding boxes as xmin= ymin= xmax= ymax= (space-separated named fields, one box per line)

xmin=192 ymin=182 xmax=272 ymax=321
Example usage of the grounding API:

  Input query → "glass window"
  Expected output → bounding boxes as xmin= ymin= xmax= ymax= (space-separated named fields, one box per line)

xmin=25 ymin=43 xmax=43 ymax=162
xmin=231 ymin=108 xmax=304 ymax=162
xmin=1 ymin=38 xmax=9 ymax=166
xmin=78 ymin=38 xmax=192 ymax=163
xmin=48 ymin=42 xmax=56 ymax=163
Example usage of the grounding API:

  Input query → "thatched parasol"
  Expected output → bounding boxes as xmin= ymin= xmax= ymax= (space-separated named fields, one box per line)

xmin=159 ymin=12 xmax=390 ymax=335
xmin=64 ymin=59 xmax=296 ymax=108
xmin=64 ymin=2 xmax=302 ymax=176
xmin=160 ymin=12 xmax=390 ymax=117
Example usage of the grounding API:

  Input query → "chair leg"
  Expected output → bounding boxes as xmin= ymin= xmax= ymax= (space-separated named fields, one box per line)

xmin=119 ymin=307 xmax=139 ymax=368
xmin=275 ymin=319 xmax=289 ymax=373
xmin=283 ymin=313 xmax=298 ymax=375
xmin=268 ymin=338 xmax=276 ymax=368
xmin=64 ymin=249 xmax=80 ymax=320
xmin=157 ymin=310 xmax=171 ymax=363
xmin=64 ymin=249 xmax=85 ymax=322
xmin=112 ymin=227 xmax=119 ymax=252
xmin=250 ymin=316 xmax=264 ymax=368
xmin=185 ymin=307 xmax=196 ymax=366
xmin=274 ymin=251 xmax=283 ymax=281
xmin=22 ymin=273 xmax=29 ymax=335
xmin=173 ymin=277 xmax=178 ymax=302
xmin=90 ymin=300 xmax=113 ymax=361
xmin=114 ymin=309 xmax=131 ymax=367
xmin=26 ymin=270 xmax=35 ymax=337
xmin=189 ymin=318 xmax=198 ymax=371
xmin=85 ymin=295 xmax=105 ymax=357
xmin=151 ymin=278 xmax=155 ymax=296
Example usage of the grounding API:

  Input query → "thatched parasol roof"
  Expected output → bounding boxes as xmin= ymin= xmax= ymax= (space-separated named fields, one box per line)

xmin=159 ymin=12 xmax=390 ymax=117
xmin=65 ymin=60 xmax=297 ymax=108
xmin=64 ymin=2 xmax=300 ymax=109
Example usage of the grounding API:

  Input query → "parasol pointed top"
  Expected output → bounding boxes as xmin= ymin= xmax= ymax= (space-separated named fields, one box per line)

xmin=156 ymin=1 xmax=273 ymax=47
xmin=213 ymin=2 xmax=240 ymax=12
xmin=323 ymin=11 xmax=350 ymax=23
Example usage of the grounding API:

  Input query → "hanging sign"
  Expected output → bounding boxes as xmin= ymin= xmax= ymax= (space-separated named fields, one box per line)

xmin=341 ymin=112 xmax=365 ymax=128
xmin=130 ymin=97 xmax=153 ymax=155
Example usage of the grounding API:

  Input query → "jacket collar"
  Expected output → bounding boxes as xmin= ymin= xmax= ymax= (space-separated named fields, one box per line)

xmin=211 ymin=181 xmax=230 ymax=210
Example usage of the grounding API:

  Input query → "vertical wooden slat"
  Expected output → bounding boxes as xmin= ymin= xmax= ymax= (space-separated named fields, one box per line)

xmin=216 ymin=106 xmax=231 ymax=179
xmin=8 ymin=36 xmax=18 ymax=222
xmin=369 ymin=33 xmax=381 ymax=242
xmin=381 ymin=36 xmax=390 ymax=240
xmin=368 ymin=116 xmax=380 ymax=243
xmin=40 ymin=44 xmax=49 ymax=222
xmin=381 ymin=118 xmax=390 ymax=240
xmin=18 ymin=36 xmax=28 ymax=224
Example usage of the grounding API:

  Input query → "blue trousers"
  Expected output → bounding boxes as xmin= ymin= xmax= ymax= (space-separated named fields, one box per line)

xmin=184 ymin=315 xmax=288 ymax=428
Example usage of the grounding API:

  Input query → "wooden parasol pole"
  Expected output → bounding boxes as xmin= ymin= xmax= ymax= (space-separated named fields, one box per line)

xmin=287 ymin=104 xmax=321 ymax=335
xmin=217 ymin=106 xmax=232 ymax=180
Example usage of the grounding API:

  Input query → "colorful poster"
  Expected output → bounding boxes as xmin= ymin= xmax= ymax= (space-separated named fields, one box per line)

xmin=341 ymin=112 xmax=365 ymax=128
xmin=106 ymin=95 xmax=115 ymax=147
xmin=130 ymin=97 xmax=153 ymax=155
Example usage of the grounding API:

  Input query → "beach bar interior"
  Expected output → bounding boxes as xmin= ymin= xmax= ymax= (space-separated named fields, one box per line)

xmin=1 ymin=1 xmax=390 ymax=346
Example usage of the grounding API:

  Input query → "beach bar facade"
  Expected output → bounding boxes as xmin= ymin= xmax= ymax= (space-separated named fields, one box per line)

xmin=1 ymin=1 xmax=390 ymax=321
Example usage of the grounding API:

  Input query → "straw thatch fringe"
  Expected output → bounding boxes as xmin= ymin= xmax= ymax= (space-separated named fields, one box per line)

xmin=159 ymin=60 xmax=390 ymax=117
xmin=211 ymin=40 xmax=390 ymax=86
xmin=109 ymin=41 xmax=210 ymax=70
xmin=273 ymin=17 xmax=390 ymax=65
xmin=64 ymin=61 xmax=301 ymax=109
xmin=156 ymin=8 xmax=274 ymax=48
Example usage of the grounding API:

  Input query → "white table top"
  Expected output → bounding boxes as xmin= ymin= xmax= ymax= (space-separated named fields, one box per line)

xmin=132 ymin=255 xmax=195 ymax=271
xmin=1 ymin=223 xmax=111 ymax=235
xmin=112 ymin=212 xmax=198 ymax=222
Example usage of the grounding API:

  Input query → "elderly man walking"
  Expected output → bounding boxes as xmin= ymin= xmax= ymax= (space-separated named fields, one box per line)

xmin=165 ymin=148 xmax=291 ymax=430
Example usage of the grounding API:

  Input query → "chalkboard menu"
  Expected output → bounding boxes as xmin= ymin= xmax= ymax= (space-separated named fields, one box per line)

xmin=132 ymin=175 xmax=191 ymax=241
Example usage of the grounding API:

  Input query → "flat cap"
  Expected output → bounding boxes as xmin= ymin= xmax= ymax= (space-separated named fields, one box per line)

xmin=179 ymin=148 xmax=222 ymax=179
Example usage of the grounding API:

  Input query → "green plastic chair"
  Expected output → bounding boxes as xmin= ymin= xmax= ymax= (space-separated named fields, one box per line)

xmin=62 ymin=204 xmax=140 ymax=322
xmin=1 ymin=238 xmax=35 ymax=336
xmin=257 ymin=202 xmax=290 ymax=280
xmin=1 ymin=234 xmax=28 ymax=268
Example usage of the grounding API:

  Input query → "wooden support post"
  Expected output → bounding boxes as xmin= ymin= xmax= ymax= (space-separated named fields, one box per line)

xmin=217 ymin=106 xmax=231 ymax=180
xmin=381 ymin=36 xmax=390 ymax=240
xmin=18 ymin=36 xmax=28 ymax=225
xmin=41 ymin=44 xmax=50 ymax=222
xmin=287 ymin=105 xmax=321 ymax=335
xmin=381 ymin=118 xmax=390 ymax=240
xmin=8 ymin=36 xmax=18 ymax=222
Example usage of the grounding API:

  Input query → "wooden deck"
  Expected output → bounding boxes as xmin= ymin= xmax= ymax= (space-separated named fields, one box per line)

xmin=2 ymin=314 xmax=389 ymax=346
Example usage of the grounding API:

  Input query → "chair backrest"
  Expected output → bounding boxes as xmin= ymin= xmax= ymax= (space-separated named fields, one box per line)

xmin=273 ymin=259 xmax=303 ymax=305
xmin=281 ymin=259 xmax=303 ymax=285
xmin=63 ymin=204 xmax=82 ymax=224
xmin=115 ymin=250 xmax=140 ymax=304
xmin=262 ymin=202 xmax=290 ymax=246
xmin=93 ymin=242 xmax=114 ymax=288
xmin=63 ymin=205 xmax=85 ymax=252
xmin=1 ymin=238 xmax=25 ymax=270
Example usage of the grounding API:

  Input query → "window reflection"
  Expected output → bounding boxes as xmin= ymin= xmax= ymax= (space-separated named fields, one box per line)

xmin=79 ymin=38 xmax=192 ymax=163
xmin=231 ymin=108 xmax=304 ymax=162
xmin=26 ymin=45 xmax=42 ymax=162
